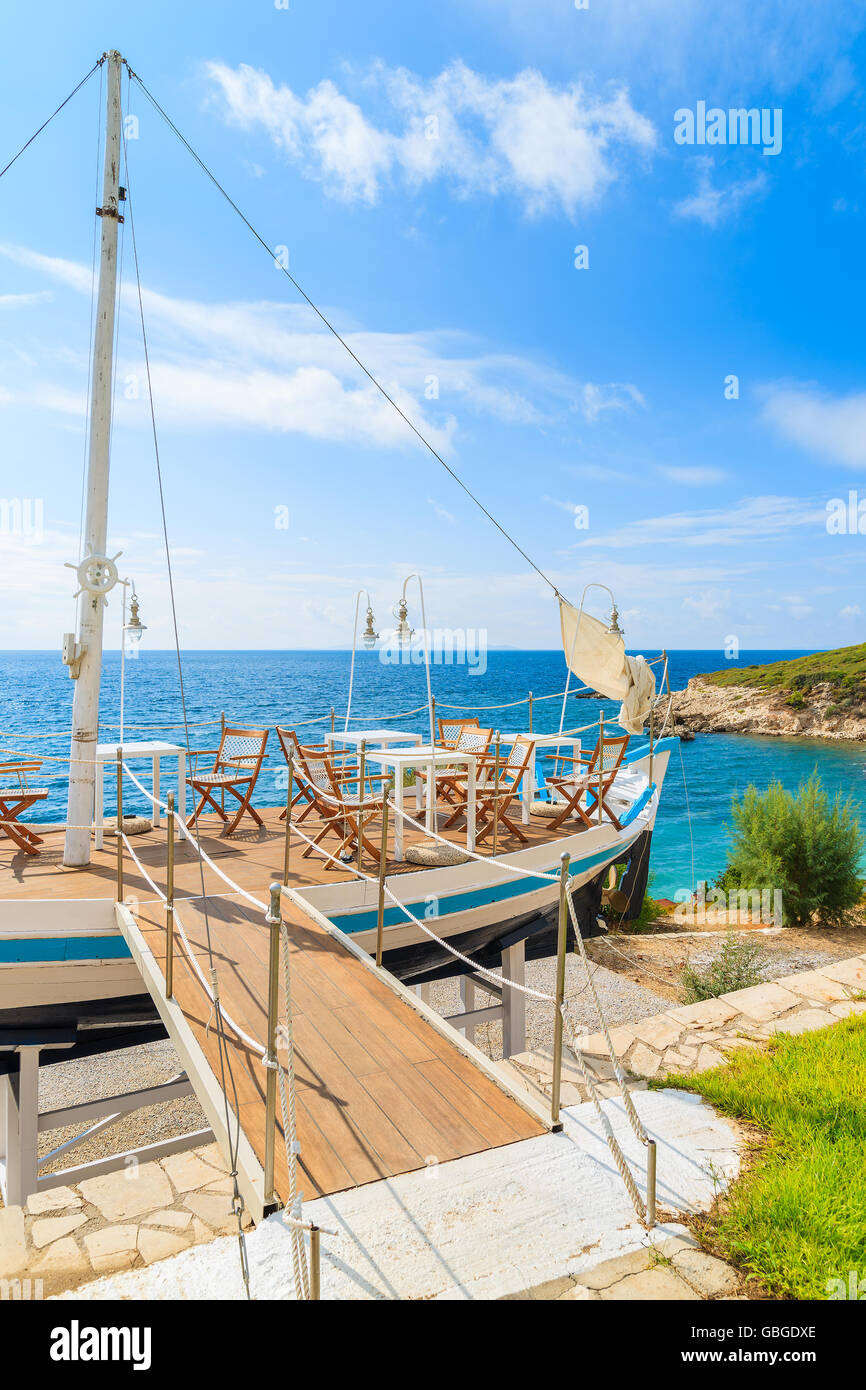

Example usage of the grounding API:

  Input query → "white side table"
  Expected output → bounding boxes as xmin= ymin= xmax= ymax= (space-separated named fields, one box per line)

xmin=94 ymin=741 xmax=187 ymax=850
xmin=365 ymin=745 xmax=477 ymax=861
xmin=325 ymin=729 xmax=423 ymax=752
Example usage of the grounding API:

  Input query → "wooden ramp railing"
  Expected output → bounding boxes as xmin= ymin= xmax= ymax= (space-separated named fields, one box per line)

xmin=116 ymin=886 xmax=550 ymax=1223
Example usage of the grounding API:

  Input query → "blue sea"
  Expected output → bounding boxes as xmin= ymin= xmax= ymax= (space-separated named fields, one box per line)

xmin=2 ymin=648 xmax=866 ymax=898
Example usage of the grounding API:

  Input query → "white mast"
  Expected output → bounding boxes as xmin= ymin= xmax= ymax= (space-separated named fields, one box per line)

xmin=64 ymin=50 xmax=124 ymax=867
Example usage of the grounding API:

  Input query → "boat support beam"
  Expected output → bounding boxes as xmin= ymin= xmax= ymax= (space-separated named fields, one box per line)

xmin=0 ymin=1041 xmax=213 ymax=1207
xmin=442 ymin=940 xmax=526 ymax=1057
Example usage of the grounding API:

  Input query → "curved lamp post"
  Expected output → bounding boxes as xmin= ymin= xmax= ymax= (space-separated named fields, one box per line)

xmin=119 ymin=581 xmax=146 ymax=743
xmin=344 ymin=590 xmax=379 ymax=731
xmin=395 ymin=573 xmax=435 ymax=747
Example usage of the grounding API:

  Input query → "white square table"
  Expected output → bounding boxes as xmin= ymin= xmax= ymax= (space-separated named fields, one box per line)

xmin=494 ymin=732 xmax=582 ymax=822
xmin=364 ymin=744 xmax=478 ymax=861
xmin=325 ymin=728 xmax=423 ymax=753
xmin=94 ymin=741 xmax=187 ymax=850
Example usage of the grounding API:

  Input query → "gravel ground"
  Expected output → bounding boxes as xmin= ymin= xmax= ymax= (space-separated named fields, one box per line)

xmin=587 ymin=921 xmax=866 ymax=1003
xmin=36 ymin=1039 xmax=209 ymax=1176
xmin=424 ymin=953 xmax=669 ymax=1060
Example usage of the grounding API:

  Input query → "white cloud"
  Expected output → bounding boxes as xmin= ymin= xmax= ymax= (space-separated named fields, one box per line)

xmin=468 ymin=0 xmax=866 ymax=105
xmin=566 ymin=461 xmax=634 ymax=482
xmin=0 ymin=244 xmax=93 ymax=294
xmin=0 ymin=290 xmax=52 ymax=308
xmin=143 ymin=360 xmax=456 ymax=451
xmin=673 ymin=163 xmax=768 ymax=227
xmin=0 ymin=242 xmax=643 ymax=445
xmin=573 ymin=495 xmax=826 ymax=550
xmin=205 ymin=60 xmax=655 ymax=215
xmin=658 ymin=465 xmax=727 ymax=486
xmin=683 ymin=588 xmax=731 ymax=619
xmin=580 ymin=382 xmax=645 ymax=421
xmin=762 ymin=384 xmax=866 ymax=468
xmin=427 ymin=497 xmax=456 ymax=524
xmin=840 ymin=604 xmax=861 ymax=618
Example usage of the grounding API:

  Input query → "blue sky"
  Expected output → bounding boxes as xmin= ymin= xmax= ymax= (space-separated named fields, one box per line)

xmin=1 ymin=0 xmax=866 ymax=652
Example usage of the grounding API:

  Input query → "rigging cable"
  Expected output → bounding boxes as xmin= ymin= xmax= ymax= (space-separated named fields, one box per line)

xmin=0 ymin=59 xmax=103 ymax=181
xmin=126 ymin=65 xmax=565 ymax=604
xmin=120 ymin=77 xmax=252 ymax=1298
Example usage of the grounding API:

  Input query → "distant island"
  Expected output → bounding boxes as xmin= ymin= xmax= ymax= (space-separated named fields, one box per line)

xmin=670 ymin=643 xmax=866 ymax=741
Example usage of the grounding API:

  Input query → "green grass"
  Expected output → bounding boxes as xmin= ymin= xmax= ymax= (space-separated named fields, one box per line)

xmin=701 ymin=642 xmax=866 ymax=697
xmin=652 ymin=1016 xmax=866 ymax=1299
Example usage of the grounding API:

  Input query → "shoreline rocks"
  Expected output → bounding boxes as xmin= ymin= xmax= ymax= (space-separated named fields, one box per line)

xmin=669 ymin=677 xmax=866 ymax=742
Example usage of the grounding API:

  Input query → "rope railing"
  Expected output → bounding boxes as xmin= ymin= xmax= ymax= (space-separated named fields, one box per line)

xmin=4 ymin=681 xmax=622 ymax=741
xmin=278 ymin=808 xmax=657 ymax=1223
xmin=117 ymin=754 xmax=658 ymax=1230
xmin=344 ymin=703 xmax=430 ymax=722
xmin=116 ymin=780 xmax=327 ymax=1296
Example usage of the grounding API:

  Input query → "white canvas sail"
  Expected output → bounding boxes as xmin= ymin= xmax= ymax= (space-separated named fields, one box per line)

xmin=558 ymin=598 xmax=655 ymax=735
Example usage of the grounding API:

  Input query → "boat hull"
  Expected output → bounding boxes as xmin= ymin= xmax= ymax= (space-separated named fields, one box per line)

xmin=299 ymin=744 xmax=670 ymax=980
xmin=0 ymin=743 xmax=672 ymax=1011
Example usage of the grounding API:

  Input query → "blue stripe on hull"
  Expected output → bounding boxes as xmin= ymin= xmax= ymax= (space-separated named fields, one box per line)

xmin=0 ymin=937 xmax=132 ymax=964
xmin=329 ymin=832 xmax=642 ymax=934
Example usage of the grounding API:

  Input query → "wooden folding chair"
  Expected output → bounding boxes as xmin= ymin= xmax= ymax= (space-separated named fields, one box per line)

xmin=431 ymin=725 xmax=493 ymax=808
xmin=186 ymin=726 xmax=269 ymax=833
xmin=275 ymin=726 xmax=357 ymax=821
xmin=275 ymin=727 xmax=327 ymax=824
xmin=0 ymin=761 xmax=49 ymax=855
xmin=436 ymin=717 xmax=479 ymax=748
xmin=544 ymin=733 xmax=629 ymax=832
xmin=292 ymin=744 xmax=388 ymax=864
xmin=443 ymin=735 xmax=535 ymax=844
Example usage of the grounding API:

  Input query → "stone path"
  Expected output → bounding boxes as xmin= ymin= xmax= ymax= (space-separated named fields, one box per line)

xmin=511 ymin=953 xmax=866 ymax=1106
xmin=501 ymin=952 xmax=866 ymax=1301
xmin=0 ymin=1142 xmax=252 ymax=1297
xmin=4 ymin=953 xmax=863 ymax=1300
xmin=505 ymin=1229 xmax=745 ymax=1301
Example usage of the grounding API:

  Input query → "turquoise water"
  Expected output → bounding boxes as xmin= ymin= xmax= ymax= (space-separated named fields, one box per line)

xmin=2 ymin=648 xmax=865 ymax=897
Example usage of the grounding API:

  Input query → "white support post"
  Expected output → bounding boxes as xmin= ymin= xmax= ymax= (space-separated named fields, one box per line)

xmin=459 ymin=975 xmax=477 ymax=1046
xmin=501 ymin=940 xmax=526 ymax=1059
xmin=64 ymin=50 xmax=124 ymax=867
xmin=3 ymin=1048 xmax=40 ymax=1208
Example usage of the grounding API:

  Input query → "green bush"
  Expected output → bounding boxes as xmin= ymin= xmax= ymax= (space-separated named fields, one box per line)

xmin=785 ymin=691 xmax=805 ymax=708
xmin=681 ymin=931 xmax=768 ymax=1002
xmin=721 ymin=772 xmax=864 ymax=928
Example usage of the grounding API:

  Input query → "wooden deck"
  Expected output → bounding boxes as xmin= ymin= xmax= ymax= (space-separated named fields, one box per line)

xmin=1 ymin=810 xmax=550 ymax=1216
xmin=0 ymin=801 xmax=575 ymax=904
xmin=132 ymin=890 xmax=545 ymax=1208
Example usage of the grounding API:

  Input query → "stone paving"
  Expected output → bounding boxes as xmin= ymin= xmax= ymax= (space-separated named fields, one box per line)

xmin=511 ymin=952 xmax=866 ymax=1107
xmin=3 ymin=953 xmax=863 ymax=1300
xmin=505 ymin=1229 xmax=746 ymax=1301
xmin=0 ymin=1142 xmax=252 ymax=1296
xmin=504 ymin=952 xmax=866 ymax=1300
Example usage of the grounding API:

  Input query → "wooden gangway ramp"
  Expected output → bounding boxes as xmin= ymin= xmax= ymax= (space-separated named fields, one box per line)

xmin=120 ymin=879 xmax=548 ymax=1221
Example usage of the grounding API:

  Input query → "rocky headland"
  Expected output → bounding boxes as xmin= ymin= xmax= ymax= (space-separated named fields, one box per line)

xmin=669 ymin=644 xmax=866 ymax=741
